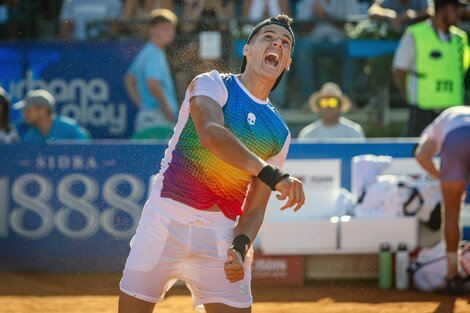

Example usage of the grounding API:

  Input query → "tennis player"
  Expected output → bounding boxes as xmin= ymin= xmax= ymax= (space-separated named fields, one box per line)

xmin=119 ymin=14 xmax=305 ymax=313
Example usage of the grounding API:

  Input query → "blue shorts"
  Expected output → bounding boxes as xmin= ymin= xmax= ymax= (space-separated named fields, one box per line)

xmin=440 ymin=127 xmax=470 ymax=182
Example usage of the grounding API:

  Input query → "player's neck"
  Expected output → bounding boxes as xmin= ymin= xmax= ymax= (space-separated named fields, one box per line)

xmin=238 ymin=73 xmax=272 ymax=101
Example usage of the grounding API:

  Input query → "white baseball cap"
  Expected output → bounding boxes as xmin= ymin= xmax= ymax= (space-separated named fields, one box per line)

xmin=13 ymin=89 xmax=55 ymax=110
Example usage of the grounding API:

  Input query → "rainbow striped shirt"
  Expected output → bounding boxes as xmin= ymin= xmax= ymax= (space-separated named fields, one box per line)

xmin=154 ymin=71 xmax=290 ymax=220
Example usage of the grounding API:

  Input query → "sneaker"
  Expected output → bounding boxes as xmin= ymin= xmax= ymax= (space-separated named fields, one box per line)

xmin=435 ymin=276 xmax=465 ymax=295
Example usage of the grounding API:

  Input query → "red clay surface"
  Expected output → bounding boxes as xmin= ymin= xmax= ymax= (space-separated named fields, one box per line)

xmin=1 ymin=272 xmax=470 ymax=313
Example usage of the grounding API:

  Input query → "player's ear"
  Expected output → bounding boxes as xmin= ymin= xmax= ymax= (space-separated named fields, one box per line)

xmin=286 ymin=58 xmax=292 ymax=71
xmin=243 ymin=44 xmax=250 ymax=57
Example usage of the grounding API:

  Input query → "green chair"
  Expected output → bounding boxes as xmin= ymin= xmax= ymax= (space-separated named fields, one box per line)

xmin=132 ymin=126 xmax=174 ymax=140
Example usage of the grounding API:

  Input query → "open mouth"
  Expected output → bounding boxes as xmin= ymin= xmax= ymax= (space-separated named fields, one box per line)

xmin=264 ymin=52 xmax=280 ymax=67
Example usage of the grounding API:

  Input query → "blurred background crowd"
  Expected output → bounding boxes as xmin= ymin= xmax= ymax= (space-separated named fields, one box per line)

xmin=1 ymin=0 xmax=470 ymax=140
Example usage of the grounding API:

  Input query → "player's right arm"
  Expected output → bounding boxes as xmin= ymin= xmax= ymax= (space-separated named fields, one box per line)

xmin=189 ymin=72 xmax=304 ymax=206
xmin=190 ymin=95 xmax=267 ymax=176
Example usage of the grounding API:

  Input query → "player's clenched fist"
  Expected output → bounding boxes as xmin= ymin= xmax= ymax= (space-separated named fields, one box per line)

xmin=224 ymin=248 xmax=244 ymax=283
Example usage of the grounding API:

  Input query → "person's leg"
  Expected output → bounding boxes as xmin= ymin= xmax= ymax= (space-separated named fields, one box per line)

xmin=339 ymin=40 xmax=354 ymax=97
xmin=440 ymin=181 xmax=467 ymax=279
xmin=438 ymin=127 xmax=470 ymax=281
xmin=294 ymin=37 xmax=317 ymax=104
xmin=119 ymin=292 xmax=156 ymax=313
xmin=119 ymin=196 xmax=191 ymax=312
xmin=182 ymin=212 xmax=252 ymax=311
xmin=204 ymin=303 xmax=251 ymax=313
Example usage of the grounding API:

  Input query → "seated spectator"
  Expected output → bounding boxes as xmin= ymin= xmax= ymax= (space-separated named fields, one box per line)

xmin=0 ymin=87 xmax=19 ymax=143
xmin=59 ymin=0 xmax=122 ymax=41
xmin=13 ymin=89 xmax=90 ymax=143
xmin=294 ymin=0 xmax=361 ymax=106
xmin=242 ymin=0 xmax=290 ymax=22
xmin=297 ymin=82 xmax=366 ymax=141
xmin=368 ymin=0 xmax=431 ymax=32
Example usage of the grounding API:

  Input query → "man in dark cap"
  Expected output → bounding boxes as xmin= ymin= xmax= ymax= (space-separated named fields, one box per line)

xmin=393 ymin=0 xmax=469 ymax=136
xmin=118 ymin=14 xmax=305 ymax=313
xmin=14 ymin=89 xmax=89 ymax=143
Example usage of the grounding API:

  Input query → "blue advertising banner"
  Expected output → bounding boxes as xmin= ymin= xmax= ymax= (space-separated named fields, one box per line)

xmin=0 ymin=142 xmax=164 ymax=272
xmin=0 ymin=41 xmax=144 ymax=139
xmin=0 ymin=141 xmax=469 ymax=272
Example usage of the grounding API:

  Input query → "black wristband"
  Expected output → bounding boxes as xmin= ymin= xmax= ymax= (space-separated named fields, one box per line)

xmin=257 ymin=165 xmax=290 ymax=191
xmin=231 ymin=234 xmax=250 ymax=262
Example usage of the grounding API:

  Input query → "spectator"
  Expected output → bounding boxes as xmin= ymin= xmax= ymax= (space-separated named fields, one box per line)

xmin=294 ymin=0 xmax=361 ymax=105
xmin=0 ymin=0 xmax=19 ymax=39
xmin=172 ymin=0 xmax=235 ymax=101
xmin=123 ymin=0 xmax=174 ymax=18
xmin=242 ymin=0 xmax=290 ymax=22
xmin=297 ymin=82 xmax=366 ymax=140
xmin=124 ymin=8 xmax=178 ymax=135
xmin=368 ymin=0 xmax=431 ymax=32
xmin=392 ymin=0 xmax=469 ymax=137
xmin=414 ymin=106 xmax=470 ymax=294
xmin=13 ymin=89 xmax=89 ymax=143
xmin=121 ymin=0 xmax=175 ymax=37
xmin=0 ymin=87 xmax=19 ymax=143
xmin=59 ymin=0 xmax=122 ymax=41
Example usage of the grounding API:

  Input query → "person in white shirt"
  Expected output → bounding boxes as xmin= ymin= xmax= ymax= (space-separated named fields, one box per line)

xmin=297 ymin=82 xmax=366 ymax=141
xmin=415 ymin=106 xmax=470 ymax=294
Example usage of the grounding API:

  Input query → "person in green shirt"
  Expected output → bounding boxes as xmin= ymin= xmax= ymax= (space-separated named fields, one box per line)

xmin=392 ymin=0 xmax=470 ymax=137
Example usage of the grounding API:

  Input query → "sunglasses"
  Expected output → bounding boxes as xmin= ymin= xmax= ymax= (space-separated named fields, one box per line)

xmin=317 ymin=97 xmax=340 ymax=108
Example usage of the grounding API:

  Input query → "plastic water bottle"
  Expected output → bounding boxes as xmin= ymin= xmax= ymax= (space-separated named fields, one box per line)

xmin=379 ymin=242 xmax=392 ymax=289
xmin=395 ymin=242 xmax=410 ymax=290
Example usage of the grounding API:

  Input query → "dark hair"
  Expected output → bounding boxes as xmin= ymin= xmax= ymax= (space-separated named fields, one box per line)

xmin=246 ymin=14 xmax=294 ymax=46
xmin=0 ymin=92 xmax=12 ymax=131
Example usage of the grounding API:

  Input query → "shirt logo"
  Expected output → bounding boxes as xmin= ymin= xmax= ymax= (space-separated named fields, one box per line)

xmin=247 ymin=113 xmax=256 ymax=126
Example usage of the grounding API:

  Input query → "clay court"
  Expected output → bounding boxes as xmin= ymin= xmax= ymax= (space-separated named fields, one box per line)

xmin=1 ymin=272 xmax=470 ymax=313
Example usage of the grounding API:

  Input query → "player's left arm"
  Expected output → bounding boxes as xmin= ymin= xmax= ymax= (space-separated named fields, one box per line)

xmin=224 ymin=178 xmax=271 ymax=283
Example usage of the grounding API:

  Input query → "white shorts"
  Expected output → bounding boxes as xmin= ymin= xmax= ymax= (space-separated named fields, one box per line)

xmin=119 ymin=193 xmax=253 ymax=310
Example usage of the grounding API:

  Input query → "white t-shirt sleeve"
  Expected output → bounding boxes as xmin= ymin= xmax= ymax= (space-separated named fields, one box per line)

xmin=187 ymin=70 xmax=228 ymax=107
xmin=267 ymin=133 xmax=291 ymax=168
xmin=393 ymin=33 xmax=415 ymax=71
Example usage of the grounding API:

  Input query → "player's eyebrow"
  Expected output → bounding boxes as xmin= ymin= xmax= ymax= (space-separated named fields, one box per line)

xmin=261 ymin=29 xmax=292 ymax=45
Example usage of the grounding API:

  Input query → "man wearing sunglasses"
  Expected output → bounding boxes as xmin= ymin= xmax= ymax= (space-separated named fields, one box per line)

xmin=297 ymin=82 xmax=366 ymax=141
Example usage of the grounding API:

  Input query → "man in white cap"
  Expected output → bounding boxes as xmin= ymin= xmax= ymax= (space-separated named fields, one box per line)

xmin=297 ymin=82 xmax=366 ymax=141
xmin=14 ymin=89 xmax=89 ymax=143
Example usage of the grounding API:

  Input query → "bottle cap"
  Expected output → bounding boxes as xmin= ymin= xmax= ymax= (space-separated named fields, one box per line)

xmin=380 ymin=242 xmax=391 ymax=251
xmin=397 ymin=242 xmax=408 ymax=251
